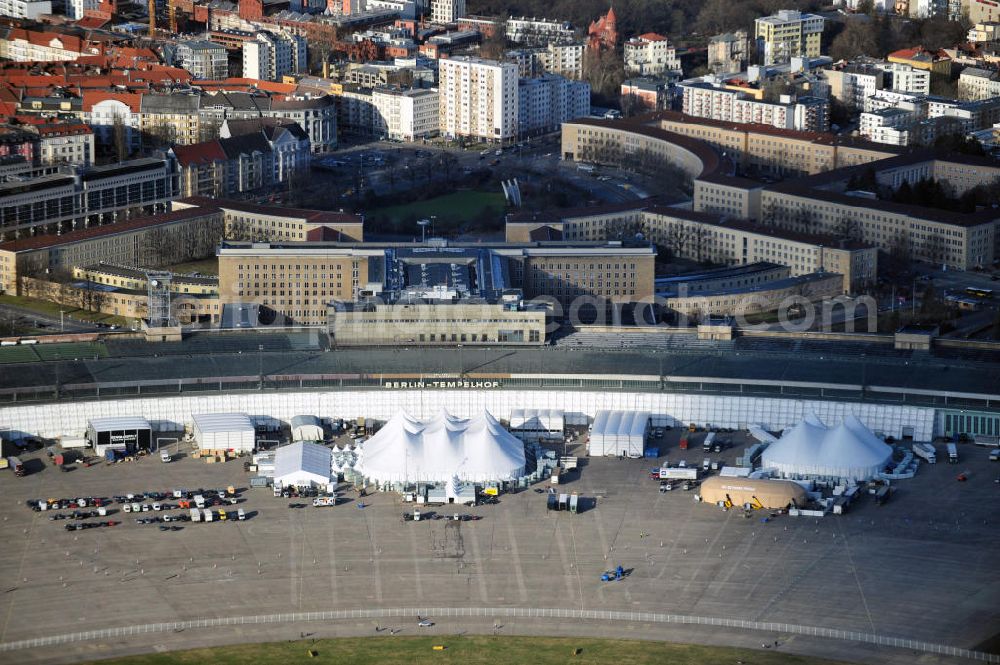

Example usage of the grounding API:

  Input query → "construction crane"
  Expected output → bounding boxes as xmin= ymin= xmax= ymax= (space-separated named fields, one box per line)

xmin=168 ymin=0 xmax=177 ymax=33
xmin=148 ymin=0 xmax=156 ymax=36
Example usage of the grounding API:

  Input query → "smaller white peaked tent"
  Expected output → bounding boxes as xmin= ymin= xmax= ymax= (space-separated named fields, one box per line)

xmin=274 ymin=441 xmax=332 ymax=488
xmin=356 ymin=410 xmax=526 ymax=484
xmin=588 ymin=410 xmax=650 ymax=457
xmin=761 ymin=414 xmax=892 ymax=482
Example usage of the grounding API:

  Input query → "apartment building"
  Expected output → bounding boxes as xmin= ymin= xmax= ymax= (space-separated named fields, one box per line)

xmin=83 ymin=92 xmax=142 ymax=155
xmin=264 ymin=94 xmax=337 ymax=153
xmin=172 ymin=121 xmax=310 ymax=199
xmin=430 ymin=0 xmax=464 ymax=24
xmin=887 ymin=47 xmax=951 ymax=75
xmin=0 ymin=206 xmax=223 ymax=295
xmin=506 ymin=16 xmax=574 ymax=45
xmin=438 ymin=57 xmax=518 ymax=144
xmin=0 ymin=0 xmax=50 ymax=18
xmin=31 ymin=123 xmax=94 ymax=168
xmin=958 ymin=67 xmax=1000 ymax=100
xmin=517 ymin=75 xmax=590 ymax=138
xmin=0 ymin=29 xmax=100 ymax=61
xmin=217 ymin=240 xmax=655 ymax=325
xmin=624 ymin=33 xmax=681 ymax=77
xmin=243 ymin=31 xmax=306 ymax=82
xmin=371 ymin=87 xmax=440 ymax=141
xmin=708 ymin=31 xmax=748 ymax=74
xmin=176 ymin=40 xmax=229 ymax=81
xmin=680 ymin=78 xmax=830 ymax=132
xmin=825 ymin=64 xmax=884 ymax=110
xmin=0 ymin=158 xmax=178 ymax=242
xmin=510 ymin=42 xmax=586 ymax=80
xmin=139 ymin=93 xmax=202 ymax=147
xmin=754 ymin=10 xmax=824 ymax=66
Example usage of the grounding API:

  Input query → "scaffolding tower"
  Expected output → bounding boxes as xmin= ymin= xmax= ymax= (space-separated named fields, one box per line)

xmin=145 ymin=272 xmax=175 ymax=327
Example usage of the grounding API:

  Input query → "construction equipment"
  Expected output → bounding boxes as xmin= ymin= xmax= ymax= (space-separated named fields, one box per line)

xmin=723 ymin=493 xmax=734 ymax=510
xmin=600 ymin=565 xmax=625 ymax=582
xmin=750 ymin=495 xmax=764 ymax=510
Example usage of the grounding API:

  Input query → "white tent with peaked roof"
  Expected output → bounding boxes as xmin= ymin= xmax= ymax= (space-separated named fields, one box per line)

xmin=356 ymin=409 xmax=526 ymax=484
xmin=761 ymin=414 xmax=892 ymax=481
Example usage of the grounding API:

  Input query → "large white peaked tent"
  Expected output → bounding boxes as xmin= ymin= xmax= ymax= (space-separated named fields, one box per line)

xmin=356 ymin=410 xmax=526 ymax=484
xmin=588 ymin=410 xmax=650 ymax=457
xmin=761 ymin=414 xmax=892 ymax=482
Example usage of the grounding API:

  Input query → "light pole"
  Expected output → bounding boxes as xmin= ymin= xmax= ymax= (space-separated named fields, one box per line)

xmin=258 ymin=344 xmax=264 ymax=390
xmin=60 ymin=310 xmax=65 ymax=333
xmin=457 ymin=344 xmax=463 ymax=378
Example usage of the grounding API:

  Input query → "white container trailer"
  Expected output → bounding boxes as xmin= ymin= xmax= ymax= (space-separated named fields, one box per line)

xmin=192 ymin=413 xmax=255 ymax=453
xmin=59 ymin=437 xmax=90 ymax=449
xmin=912 ymin=442 xmax=936 ymax=464
xmin=946 ymin=442 xmax=958 ymax=463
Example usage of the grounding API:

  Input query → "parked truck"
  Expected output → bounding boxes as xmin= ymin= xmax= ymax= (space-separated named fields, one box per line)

xmin=913 ymin=442 xmax=937 ymax=464
xmin=657 ymin=466 xmax=698 ymax=480
xmin=946 ymin=442 xmax=958 ymax=463
xmin=8 ymin=456 xmax=23 ymax=476
xmin=703 ymin=432 xmax=716 ymax=452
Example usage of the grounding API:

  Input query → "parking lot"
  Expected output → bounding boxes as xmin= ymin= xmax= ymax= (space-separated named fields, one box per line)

xmin=0 ymin=431 xmax=998 ymax=664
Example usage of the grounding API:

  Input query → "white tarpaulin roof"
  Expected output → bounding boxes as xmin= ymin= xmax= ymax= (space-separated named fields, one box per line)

xmin=274 ymin=441 xmax=332 ymax=486
xmin=761 ymin=414 xmax=892 ymax=482
xmin=589 ymin=410 xmax=650 ymax=456
xmin=356 ymin=410 xmax=526 ymax=484
xmin=509 ymin=409 xmax=565 ymax=431
xmin=88 ymin=416 xmax=151 ymax=432
xmin=192 ymin=413 xmax=254 ymax=433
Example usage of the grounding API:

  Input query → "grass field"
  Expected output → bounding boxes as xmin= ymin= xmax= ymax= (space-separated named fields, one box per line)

xmin=89 ymin=636 xmax=850 ymax=665
xmin=370 ymin=190 xmax=507 ymax=231
xmin=165 ymin=258 xmax=219 ymax=276
xmin=0 ymin=294 xmax=130 ymax=326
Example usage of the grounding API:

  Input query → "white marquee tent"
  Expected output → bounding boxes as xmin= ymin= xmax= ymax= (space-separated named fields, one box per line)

xmin=761 ymin=414 xmax=892 ymax=482
xmin=356 ymin=410 xmax=526 ymax=484
xmin=588 ymin=410 xmax=650 ymax=457
xmin=192 ymin=413 xmax=255 ymax=452
xmin=274 ymin=441 xmax=332 ymax=488
xmin=509 ymin=408 xmax=564 ymax=442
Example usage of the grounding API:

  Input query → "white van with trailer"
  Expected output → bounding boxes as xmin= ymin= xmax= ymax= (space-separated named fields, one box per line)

xmin=946 ymin=442 xmax=958 ymax=463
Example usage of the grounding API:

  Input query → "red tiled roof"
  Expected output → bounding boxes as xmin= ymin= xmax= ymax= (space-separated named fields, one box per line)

xmin=0 ymin=207 xmax=222 ymax=253
xmin=81 ymin=90 xmax=141 ymax=112
xmin=171 ymin=140 xmax=226 ymax=166
xmin=637 ymin=32 xmax=667 ymax=42
xmin=75 ymin=16 xmax=109 ymax=29
xmin=34 ymin=123 xmax=92 ymax=136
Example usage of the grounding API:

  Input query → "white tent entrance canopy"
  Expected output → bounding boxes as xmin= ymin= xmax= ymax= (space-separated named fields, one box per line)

xmin=761 ymin=414 xmax=893 ymax=482
xmin=588 ymin=410 xmax=650 ymax=457
xmin=356 ymin=409 xmax=526 ymax=484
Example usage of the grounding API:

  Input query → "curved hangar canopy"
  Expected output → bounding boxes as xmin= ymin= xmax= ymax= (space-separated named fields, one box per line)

xmin=356 ymin=410 xmax=526 ymax=484
xmin=761 ymin=414 xmax=892 ymax=482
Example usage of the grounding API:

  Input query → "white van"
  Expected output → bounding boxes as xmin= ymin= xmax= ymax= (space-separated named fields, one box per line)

xmin=160 ymin=451 xmax=171 ymax=463
xmin=237 ymin=508 xmax=246 ymax=521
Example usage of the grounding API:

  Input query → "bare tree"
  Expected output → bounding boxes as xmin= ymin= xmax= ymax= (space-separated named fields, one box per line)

xmin=112 ymin=115 xmax=129 ymax=162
